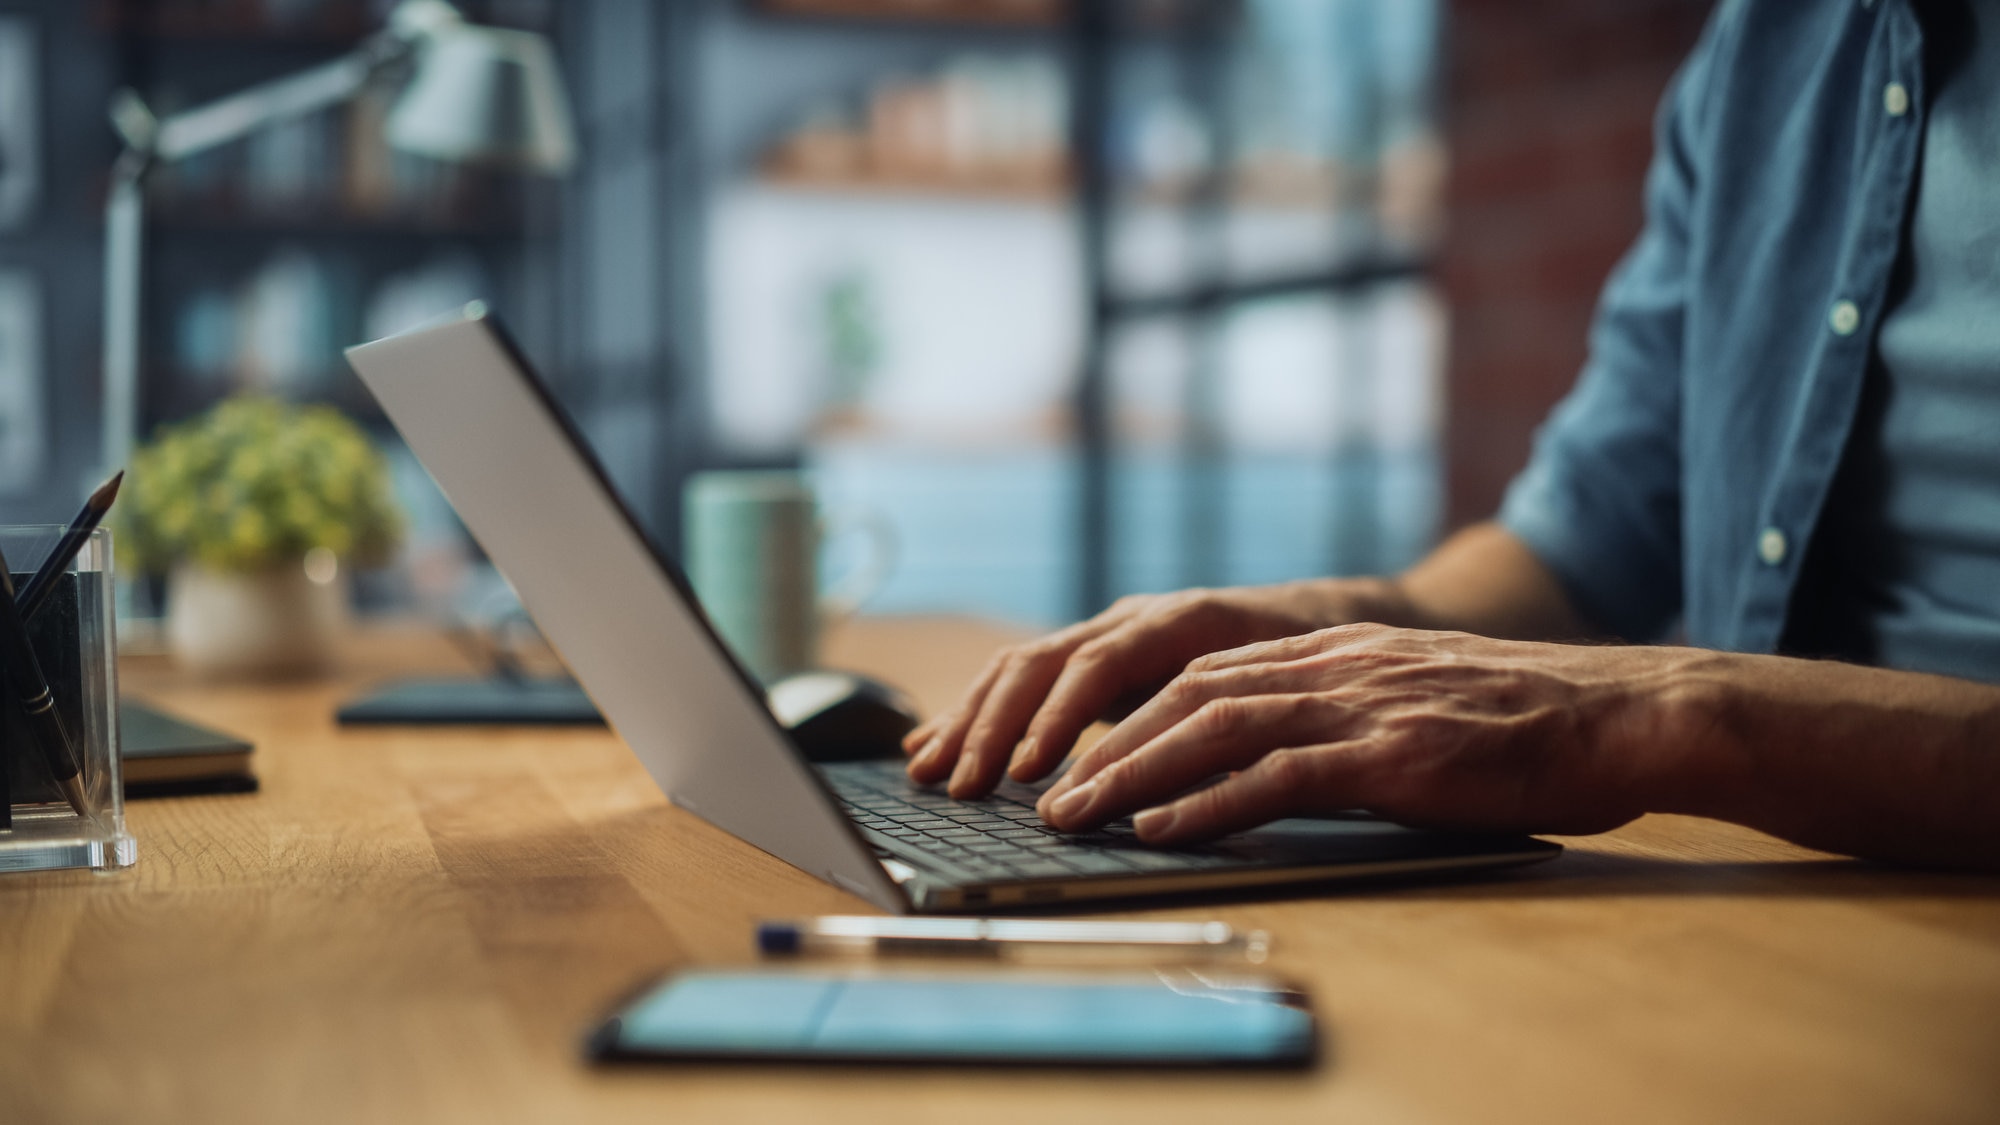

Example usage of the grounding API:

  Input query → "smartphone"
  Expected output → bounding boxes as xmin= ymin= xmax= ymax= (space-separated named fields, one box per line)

xmin=585 ymin=967 xmax=1317 ymax=1068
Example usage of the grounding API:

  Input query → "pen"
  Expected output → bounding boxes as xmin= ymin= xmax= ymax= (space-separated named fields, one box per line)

xmin=757 ymin=916 xmax=1271 ymax=962
xmin=0 ymin=541 xmax=87 ymax=816
xmin=17 ymin=471 xmax=122 ymax=622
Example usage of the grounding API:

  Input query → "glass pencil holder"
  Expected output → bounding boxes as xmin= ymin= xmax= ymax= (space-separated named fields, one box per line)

xmin=0 ymin=526 xmax=135 ymax=873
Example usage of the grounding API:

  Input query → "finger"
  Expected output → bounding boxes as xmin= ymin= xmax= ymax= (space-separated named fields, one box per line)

xmin=902 ymin=712 xmax=945 ymax=754
xmin=948 ymin=649 xmax=1069 ymax=797
xmin=1039 ymin=658 xmax=1339 ymax=806
xmin=1133 ymin=742 xmax=1365 ymax=846
xmin=1014 ymin=599 xmax=1286 ymax=785
xmin=946 ymin=611 xmax=1140 ymax=796
xmin=1005 ymin=621 xmax=1220 ymax=783
xmin=904 ymin=654 xmax=1007 ymax=783
xmin=1182 ymin=622 xmax=1393 ymax=675
xmin=1041 ymin=693 xmax=1356 ymax=832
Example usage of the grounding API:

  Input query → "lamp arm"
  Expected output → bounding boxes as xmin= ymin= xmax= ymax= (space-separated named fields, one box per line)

xmin=97 ymin=0 xmax=473 ymax=487
xmin=148 ymin=37 xmax=412 ymax=165
xmin=97 ymin=27 xmax=412 ymax=479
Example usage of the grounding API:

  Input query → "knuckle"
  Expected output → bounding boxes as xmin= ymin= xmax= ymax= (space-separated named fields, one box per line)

xmin=1169 ymin=592 xmax=1224 ymax=625
xmin=1260 ymin=747 xmax=1316 ymax=792
xmin=998 ymin=645 xmax=1043 ymax=674
xmin=1069 ymin=748 xmax=1118 ymax=784
xmin=1326 ymin=620 xmax=1388 ymax=642
xmin=1190 ymin=696 xmax=1245 ymax=737
xmin=1185 ymin=776 xmax=1250 ymax=824
xmin=1184 ymin=650 xmax=1229 ymax=674
xmin=1094 ymin=758 xmax=1133 ymax=794
xmin=1026 ymin=631 xmax=1083 ymax=661
xmin=1070 ymin=635 xmax=1122 ymax=670
xmin=1162 ymin=672 xmax=1212 ymax=708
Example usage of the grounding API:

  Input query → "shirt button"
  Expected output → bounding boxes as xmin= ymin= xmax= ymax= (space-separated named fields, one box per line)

xmin=1884 ymin=82 xmax=1910 ymax=117
xmin=1758 ymin=527 xmax=1788 ymax=566
xmin=1829 ymin=300 xmax=1861 ymax=335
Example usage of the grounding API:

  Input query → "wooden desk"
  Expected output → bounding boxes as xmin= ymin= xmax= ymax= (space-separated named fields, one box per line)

xmin=3 ymin=619 xmax=1997 ymax=1124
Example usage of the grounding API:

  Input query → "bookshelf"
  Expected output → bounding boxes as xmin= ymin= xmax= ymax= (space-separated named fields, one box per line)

xmin=756 ymin=0 xmax=1064 ymax=29
xmin=716 ymin=0 xmax=1443 ymax=619
xmin=100 ymin=0 xmax=558 ymax=448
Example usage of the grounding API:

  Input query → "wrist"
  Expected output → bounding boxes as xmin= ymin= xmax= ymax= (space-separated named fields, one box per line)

xmin=1333 ymin=575 xmax=1429 ymax=630
xmin=1613 ymin=646 xmax=1755 ymax=819
xmin=1257 ymin=576 xmax=1426 ymax=632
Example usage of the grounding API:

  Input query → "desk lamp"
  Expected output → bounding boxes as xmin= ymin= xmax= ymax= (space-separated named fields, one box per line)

xmin=97 ymin=1 xmax=580 ymax=736
xmin=99 ymin=0 xmax=576 ymax=479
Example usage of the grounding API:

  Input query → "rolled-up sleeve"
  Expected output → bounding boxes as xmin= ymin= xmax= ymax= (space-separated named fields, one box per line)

xmin=1496 ymin=11 xmax=1726 ymax=642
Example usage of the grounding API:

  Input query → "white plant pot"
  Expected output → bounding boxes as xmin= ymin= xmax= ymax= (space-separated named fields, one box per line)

xmin=167 ymin=560 xmax=349 ymax=680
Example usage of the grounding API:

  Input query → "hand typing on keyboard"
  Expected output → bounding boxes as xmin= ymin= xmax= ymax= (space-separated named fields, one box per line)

xmin=902 ymin=580 xmax=1407 ymax=799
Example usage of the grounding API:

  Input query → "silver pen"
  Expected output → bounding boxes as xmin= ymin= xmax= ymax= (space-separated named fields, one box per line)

xmin=756 ymin=916 xmax=1271 ymax=962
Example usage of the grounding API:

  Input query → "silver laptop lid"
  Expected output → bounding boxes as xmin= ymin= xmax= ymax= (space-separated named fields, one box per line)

xmin=346 ymin=308 xmax=906 ymax=912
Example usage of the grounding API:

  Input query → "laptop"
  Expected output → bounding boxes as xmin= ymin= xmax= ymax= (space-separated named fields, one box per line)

xmin=345 ymin=307 xmax=1561 ymax=914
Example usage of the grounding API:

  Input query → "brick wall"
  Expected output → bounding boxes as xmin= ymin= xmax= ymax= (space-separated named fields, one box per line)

xmin=1440 ymin=0 xmax=1713 ymax=528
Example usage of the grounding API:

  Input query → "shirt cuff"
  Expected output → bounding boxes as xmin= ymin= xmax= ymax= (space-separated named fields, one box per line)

xmin=1497 ymin=457 xmax=1680 ymax=642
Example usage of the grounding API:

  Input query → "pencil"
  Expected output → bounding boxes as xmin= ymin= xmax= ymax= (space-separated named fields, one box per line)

xmin=18 ymin=471 xmax=122 ymax=622
xmin=0 ymin=541 xmax=88 ymax=816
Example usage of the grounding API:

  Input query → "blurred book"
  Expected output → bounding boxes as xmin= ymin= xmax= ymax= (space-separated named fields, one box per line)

xmin=120 ymin=699 xmax=258 ymax=798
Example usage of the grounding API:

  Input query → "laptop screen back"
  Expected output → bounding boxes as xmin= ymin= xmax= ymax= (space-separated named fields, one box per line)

xmin=346 ymin=310 xmax=905 ymax=912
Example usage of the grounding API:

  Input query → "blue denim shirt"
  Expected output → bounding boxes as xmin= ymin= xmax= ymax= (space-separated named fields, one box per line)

xmin=1499 ymin=0 xmax=1934 ymax=653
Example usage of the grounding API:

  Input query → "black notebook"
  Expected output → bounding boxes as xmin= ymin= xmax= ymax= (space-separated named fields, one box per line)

xmin=336 ymin=677 xmax=603 ymax=726
xmin=119 ymin=699 xmax=258 ymax=798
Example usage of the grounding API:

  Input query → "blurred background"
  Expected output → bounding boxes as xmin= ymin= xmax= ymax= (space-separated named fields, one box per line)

xmin=0 ymin=0 xmax=1710 ymax=635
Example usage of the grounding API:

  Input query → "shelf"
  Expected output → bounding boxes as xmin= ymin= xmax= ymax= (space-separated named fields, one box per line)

xmin=142 ymin=369 xmax=388 ymax=430
xmin=758 ymin=158 xmax=1069 ymax=203
xmin=148 ymin=203 xmax=526 ymax=241
xmin=755 ymin=164 xmax=1376 ymax=217
xmin=92 ymin=0 xmax=374 ymax=45
xmin=92 ymin=0 xmax=550 ymax=44
xmin=755 ymin=0 xmax=1064 ymax=29
xmin=753 ymin=0 xmax=1238 ymax=36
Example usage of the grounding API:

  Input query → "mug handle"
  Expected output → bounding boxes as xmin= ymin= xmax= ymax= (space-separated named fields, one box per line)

xmin=819 ymin=509 xmax=897 ymax=627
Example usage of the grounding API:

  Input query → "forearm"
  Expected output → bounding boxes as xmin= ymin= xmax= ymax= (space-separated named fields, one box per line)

xmin=1644 ymin=651 xmax=2000 ymax=870
xmin=1387 ymin=522 xmax=1604 ymax=641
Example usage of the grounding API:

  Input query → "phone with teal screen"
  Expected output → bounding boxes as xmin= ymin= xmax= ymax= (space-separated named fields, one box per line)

xmin=585 ymin=968 xmax=1317 ymax=1068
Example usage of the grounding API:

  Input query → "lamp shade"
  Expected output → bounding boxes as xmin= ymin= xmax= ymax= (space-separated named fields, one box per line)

xmin=385 ymin=24 xmax=576 ymax=174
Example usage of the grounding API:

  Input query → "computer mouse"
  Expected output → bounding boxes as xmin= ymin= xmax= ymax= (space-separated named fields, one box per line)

xmin=766 ymin=670 xmax=922 ymax=763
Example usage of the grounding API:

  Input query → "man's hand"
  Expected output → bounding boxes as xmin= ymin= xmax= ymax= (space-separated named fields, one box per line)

xmin=1022 ymin=623 xmax=2000 ymax=871
xmin=902 ymin=579 xmax=1419 ymax=798
xmin=1033 ymin=624 xmax=1689 ymax=844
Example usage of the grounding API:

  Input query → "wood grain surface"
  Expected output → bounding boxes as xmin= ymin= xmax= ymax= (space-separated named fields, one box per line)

xmin=2 ymin=618 xmax=1997 ymax=1125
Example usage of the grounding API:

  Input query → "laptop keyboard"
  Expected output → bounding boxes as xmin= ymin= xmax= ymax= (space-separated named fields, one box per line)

xmin=820 ymin=759 xmax=1263 ymax=883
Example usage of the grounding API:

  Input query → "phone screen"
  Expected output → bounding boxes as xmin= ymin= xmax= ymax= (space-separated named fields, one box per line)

xmin=588 ymin=968 xmax=1316 ymax=1067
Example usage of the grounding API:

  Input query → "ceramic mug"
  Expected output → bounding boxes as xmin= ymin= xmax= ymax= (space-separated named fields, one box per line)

xmin=682 ymin=470 xmax=892 ymax=683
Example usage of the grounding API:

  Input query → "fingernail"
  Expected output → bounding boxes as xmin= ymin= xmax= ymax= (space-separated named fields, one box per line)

xmin=948 ymin=752 xmax=978 ymax=794
xmin=1134 ymin=805 xmax=1178 ymax=840
xmin=908 ymin=737 xmax=943 ymax=773
xmin=1007 ymin=736 xmax=1039 ymax=779
xmin=1047 ymin=780 xmax=1098 ymax=824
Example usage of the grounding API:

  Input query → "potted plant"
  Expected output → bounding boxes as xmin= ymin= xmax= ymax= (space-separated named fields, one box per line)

xmin=120 ymin=397 xmax=403 ymax=678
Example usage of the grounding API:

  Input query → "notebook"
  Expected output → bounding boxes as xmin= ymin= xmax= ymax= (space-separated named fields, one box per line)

xmin=119 ymin=699 xmax=258 ymax=798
